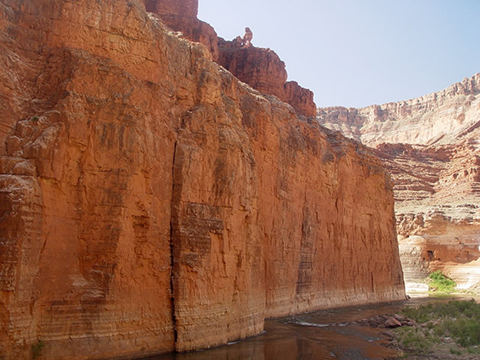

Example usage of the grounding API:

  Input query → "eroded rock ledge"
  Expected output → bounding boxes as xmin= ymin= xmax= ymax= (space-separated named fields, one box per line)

xmin=0 ymin=0 xmax=405 ymax=359
xmin=142 ymin=0 xmax=316 ymax=118
xmin=217 ymin=39 xmax=317 ymax=118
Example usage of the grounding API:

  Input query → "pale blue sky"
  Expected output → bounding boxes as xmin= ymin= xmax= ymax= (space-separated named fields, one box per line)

xmin=198 ymin=0 xmax=480 ymax=108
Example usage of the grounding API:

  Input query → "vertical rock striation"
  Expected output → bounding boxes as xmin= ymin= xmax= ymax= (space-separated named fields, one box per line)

xmin=0 ymin=0 xmax=405 ymax=359
xmin=142 ymin=0 xmax=316 ymax=117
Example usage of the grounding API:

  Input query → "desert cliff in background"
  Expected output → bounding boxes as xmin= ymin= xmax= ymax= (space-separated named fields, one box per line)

xmin=0 ymin=0 xmax=405 ymax=359
xmin=318 ymin=74 xmax=480 ymax=291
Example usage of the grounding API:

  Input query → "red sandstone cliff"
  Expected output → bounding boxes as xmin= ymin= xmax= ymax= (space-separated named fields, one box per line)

xmin=0 ymin=0 xmax=405 ymax=359
xmin=318 ymin=74 xmax=480 ymax=291
xmin=140 ymin=1 xmax=316 ymax=118
xmin=217 ymin=39 xmax=317 ymax=118
xmin=143 ymin=0 xmax=219 ymax=60
xmin=144 ymin=0 xmax=198 ymax=17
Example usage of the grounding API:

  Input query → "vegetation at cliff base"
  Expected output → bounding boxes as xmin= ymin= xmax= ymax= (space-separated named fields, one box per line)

xmin=428 ymin=270 xmax=456 ymax=293
xmin=32 ymin=340 xmax=45 ymax=359
xmin=394 ymin=299 xmax=480 ymax=356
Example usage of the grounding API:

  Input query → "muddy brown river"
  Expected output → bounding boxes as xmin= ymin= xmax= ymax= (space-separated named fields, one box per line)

xmin=143 ymin=295 xmax=477 ymax=360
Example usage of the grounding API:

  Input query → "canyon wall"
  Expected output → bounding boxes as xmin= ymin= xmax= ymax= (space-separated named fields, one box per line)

xmin=217 ymin=39 xmax=316 ymax=118
xmin=318 ymin=74 xmax=480 ymax=290
xmin=142 ymin=0 xmax=316 ymax=118
xmin=144 ymin=0 xmax=198 ymax=17
xmin=318 ymin=74 xmax=480 ymax=147
xmin=143 ymin=0 xmax=219 ymax=60
xmin=0 ymin=0 xmax=405 ymax=359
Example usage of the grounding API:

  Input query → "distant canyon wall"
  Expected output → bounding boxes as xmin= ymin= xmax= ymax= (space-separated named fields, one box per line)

xmin=0 ymin=0 xmax=405 ymax=359
xmin=318 ymin=74 xmax=480 ymax=289
xmin=318 ymin=74 xmax=480 ymax=147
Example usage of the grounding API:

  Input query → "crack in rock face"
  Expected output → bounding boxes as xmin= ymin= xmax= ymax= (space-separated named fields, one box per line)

xmin=0 ymin=0 xmax=405 ymax=359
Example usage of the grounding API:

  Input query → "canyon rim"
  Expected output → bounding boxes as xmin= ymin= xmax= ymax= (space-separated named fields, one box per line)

xmin=0 ymin=0 xmax=405 ymax=359
xmin=319 ymin=74 xmax=480 ymax=292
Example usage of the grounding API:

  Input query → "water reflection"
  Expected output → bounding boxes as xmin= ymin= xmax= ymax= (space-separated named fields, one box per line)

xmin=145 ymin=295 xmax=478 ymax=360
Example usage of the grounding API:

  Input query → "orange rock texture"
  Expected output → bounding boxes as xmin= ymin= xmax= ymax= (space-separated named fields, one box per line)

xmin=143 ymin=0 xmax=219 ymax=61
xmin=142 ymin=0 xmax=316 ymax=117
xmin=218 ymin=41 xmax=287 ymax=99
xmin=283 ymin=80 xmax=317 ymax=119
xmin=144 ymin=0 xmax=198 ymax=17
xmin=218 ymin=39 xmax=317 ymax=117
xmin=318 ymin=74 xmax=480 ymax=291
xmin=0 ymin=0 xmax=405 ymax=359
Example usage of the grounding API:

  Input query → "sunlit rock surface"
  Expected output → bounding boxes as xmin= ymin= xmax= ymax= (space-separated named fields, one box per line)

xmin=318 ymin=74 xmax=480 ymax=290
xmin=0 ymin=0 xmax=405 ymax=358
xmin=217 ymin=40 xmax=316 ymax=117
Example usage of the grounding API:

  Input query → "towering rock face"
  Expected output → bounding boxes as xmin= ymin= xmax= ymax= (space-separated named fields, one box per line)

xmin=144 ymin=0 xmax=198 ymax=17
xmin=217 ymin=43 xmax=287 ymax=99
xmin=218 ymin=39 xmax=316 ymax=118
xmin=318 ymin=74 xmax=480 ymax=290
xmin=284 ymin=80 xmax=317 ymax=119
xmin=143 ymin=0 xmax=219 ymax=60
xmin=0 ymin=0 xmax=405 ymax=359
xmin=142 ymin=0 xmax=316 ymax=117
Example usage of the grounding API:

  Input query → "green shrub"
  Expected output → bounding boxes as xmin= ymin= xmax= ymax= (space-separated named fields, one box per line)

xmin=396 ymin=300 xmax=480 ymax=354
xmin=448 ymin=317 xmax=480 ymax=347
xmin=395 ymin=327 xmax=434 ymax=353
xmin=428 ymin=270 xmax=456 ymax=293
xmin=450 ymin=347 xmax=462 ymax=355
xmin=467 ymin=347 xmax=480 ymax=355
xmin=32 ymin=340 xmax=45 ymax=359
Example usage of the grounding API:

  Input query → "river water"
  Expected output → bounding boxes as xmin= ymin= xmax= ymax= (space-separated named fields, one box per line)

xmin=143 ymin=295 xmax=477 ymax=360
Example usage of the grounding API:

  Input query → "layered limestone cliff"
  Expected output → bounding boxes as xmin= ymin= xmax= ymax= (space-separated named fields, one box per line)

xmin=318 ymin=74 xmax=480 ymax=147
xmin=318 ymin=74 xmax=480 ymax=290
xmin=0 ymin=0 xmax=405 ymax=359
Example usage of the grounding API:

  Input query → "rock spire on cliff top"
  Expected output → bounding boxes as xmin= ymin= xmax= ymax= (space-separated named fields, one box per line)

xmin=143 ymin=0 xmax=317 ymax=117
